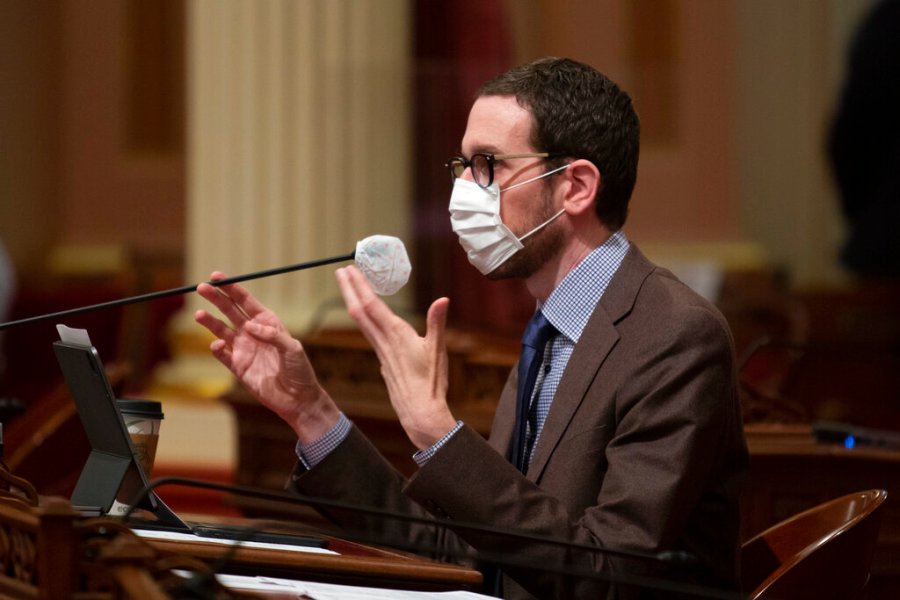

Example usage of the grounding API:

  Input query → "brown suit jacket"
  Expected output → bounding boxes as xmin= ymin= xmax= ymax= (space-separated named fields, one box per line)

xmin=289 ymin=245 xmax=748 ymax=599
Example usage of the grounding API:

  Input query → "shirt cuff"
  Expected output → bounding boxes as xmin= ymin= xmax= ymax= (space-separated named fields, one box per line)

xmin=412 ymin=421 xmax=464 ymax=467
xmin=295 ymin=412 xmax=351 ymax=470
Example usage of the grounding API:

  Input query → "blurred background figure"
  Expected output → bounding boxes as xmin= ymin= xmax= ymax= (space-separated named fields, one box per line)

xmin=829 ymin=0 xmax=900 ymax=280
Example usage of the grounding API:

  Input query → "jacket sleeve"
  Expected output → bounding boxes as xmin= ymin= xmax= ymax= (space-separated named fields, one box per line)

xmin=286 ymin=424 xmax=478 ymax=566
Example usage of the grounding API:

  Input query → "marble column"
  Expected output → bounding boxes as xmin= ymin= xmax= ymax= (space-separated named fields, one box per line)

xmin=156 ymin=0 xmax=411 ymax=397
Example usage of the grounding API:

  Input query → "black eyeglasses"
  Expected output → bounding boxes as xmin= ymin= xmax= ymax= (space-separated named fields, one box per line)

xmin=445 ymin=152 xmax=558 ymax=189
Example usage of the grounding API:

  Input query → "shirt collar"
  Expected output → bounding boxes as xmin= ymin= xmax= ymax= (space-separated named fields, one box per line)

xmin=540 ymin=230 xmax=630 ymax=343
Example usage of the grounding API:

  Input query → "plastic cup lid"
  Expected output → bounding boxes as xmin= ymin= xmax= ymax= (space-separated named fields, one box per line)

xmin=116 ymin=399 xmax=164 ymax=420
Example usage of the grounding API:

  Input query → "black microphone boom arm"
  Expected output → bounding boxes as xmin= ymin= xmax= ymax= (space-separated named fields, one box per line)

xmin=0 ymin=250 xmax=355 ymax=331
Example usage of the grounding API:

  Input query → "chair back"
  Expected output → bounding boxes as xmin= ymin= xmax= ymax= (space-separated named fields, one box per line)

xmin=741 ymin=489 xmax=887 ymax=600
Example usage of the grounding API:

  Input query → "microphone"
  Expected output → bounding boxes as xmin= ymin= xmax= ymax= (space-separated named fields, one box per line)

xmin=0 ymin=235 xmax=411 ymax=331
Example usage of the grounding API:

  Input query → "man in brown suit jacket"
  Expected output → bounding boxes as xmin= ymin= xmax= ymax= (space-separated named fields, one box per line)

xmin=196 ymin=58 xmax=748 ymax=599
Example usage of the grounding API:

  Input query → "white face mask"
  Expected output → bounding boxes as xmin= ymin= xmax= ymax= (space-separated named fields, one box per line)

xmin=448 ymin=164 xmax=569 ymax=275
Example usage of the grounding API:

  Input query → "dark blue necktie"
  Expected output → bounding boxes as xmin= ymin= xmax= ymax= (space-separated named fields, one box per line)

xmin=510 ymin=310 xmax=557 ymax=472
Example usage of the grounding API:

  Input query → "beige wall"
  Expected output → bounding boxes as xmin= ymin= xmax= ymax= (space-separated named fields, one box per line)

xmin=513 ymin=0 xmax=740 ymax=245
xmin=0 ymin=1 xmax=184 ymax=272
xmin=0 ymin=2 xmax=61 ymax=270
xmin=58 ymin=1 xmax=185 ymax=254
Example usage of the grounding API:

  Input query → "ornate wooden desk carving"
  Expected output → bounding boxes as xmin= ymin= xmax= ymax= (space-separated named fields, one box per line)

xmin=0 ymin=492 xmax=214 ymax=599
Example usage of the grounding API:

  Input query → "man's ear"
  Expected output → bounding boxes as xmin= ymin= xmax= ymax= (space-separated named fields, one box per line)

xmin=562 ymin=159 xmax=600 ymax=216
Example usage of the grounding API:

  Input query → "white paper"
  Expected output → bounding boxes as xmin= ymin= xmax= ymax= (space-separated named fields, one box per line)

xmin=215 ymin=573 xmax=494 ymax=599
xmin=56 ymin=324 xmax=92 ymax=346
xmin=133 ymin=528 xmax=338 ymax=555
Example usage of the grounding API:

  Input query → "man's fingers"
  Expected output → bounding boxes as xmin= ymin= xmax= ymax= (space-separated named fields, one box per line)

xmin=208 ymin=337 xmax=234 ymax=371
xmin=426 ymin=297 xmax=450 ymax=363
xmin=426 ymin=297 xmax=450 ymax=346
xmin=194 ymin=308 xmax=236 ymax=345
xmin=197 ymin=278 xmax=248 ymax=326
xmin=336 ymin=266 xmax=393 ymax=341
xmin=207 ymin=271 xmax=269 ymax=318
xmin=426 ymin=298 xmax=450 ymax=396
xmin=244 ymin=320 xmax=302 ymax=354
xmin=197 ymin=272 xmax=269 ymax=324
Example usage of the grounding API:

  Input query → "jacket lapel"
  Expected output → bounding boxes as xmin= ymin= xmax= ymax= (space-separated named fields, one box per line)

xmin=526 ymin=244 xmax=655 ymax=481
xmin=488 ymin=371 xmax=519 ymax=457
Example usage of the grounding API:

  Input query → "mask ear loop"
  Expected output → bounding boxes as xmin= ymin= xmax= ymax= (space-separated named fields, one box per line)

xmin=500 ymin=163 xmax=570 ymax=192
xmin=500 ymin=163 xmax=570 ymax=242
xmin=518 ymin=207 xmax=566 ymax=242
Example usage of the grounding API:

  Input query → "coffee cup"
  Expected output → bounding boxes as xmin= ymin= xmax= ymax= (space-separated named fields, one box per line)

xmin=116 ymin=398 xmax=164 ymax=477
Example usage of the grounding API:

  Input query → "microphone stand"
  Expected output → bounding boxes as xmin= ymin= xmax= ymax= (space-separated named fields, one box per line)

xmin=123 ymin=476 xmax=742 ymax=600
xmin=0 ymin=250 xmax=355 ymax=331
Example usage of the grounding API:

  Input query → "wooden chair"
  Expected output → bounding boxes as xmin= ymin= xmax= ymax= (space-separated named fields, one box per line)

xmin=741 ymin=489 xmax=887 ymax=599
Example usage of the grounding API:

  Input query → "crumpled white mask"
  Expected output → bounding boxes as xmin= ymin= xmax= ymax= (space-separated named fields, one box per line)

xmin=448 ymin=164 xmax=568 ymax=275
xmin=355 ymin=235 xmax=411 ymax=295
